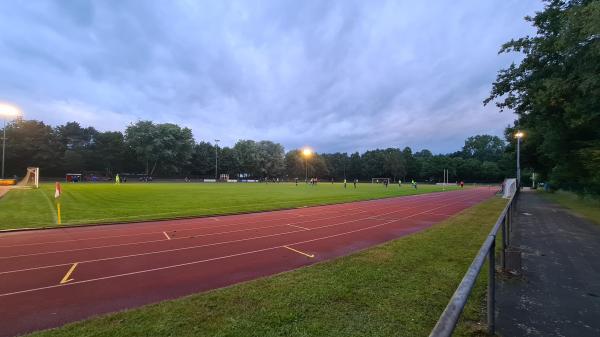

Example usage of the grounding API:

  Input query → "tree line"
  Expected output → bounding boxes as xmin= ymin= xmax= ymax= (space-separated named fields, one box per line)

xmin=3 ymin=119 xmax=515 ymax=183
xmin=486 ymin=0 xmax=599 ymax=195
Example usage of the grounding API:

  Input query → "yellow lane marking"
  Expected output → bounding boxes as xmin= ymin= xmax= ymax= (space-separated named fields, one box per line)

xmin=283 ymin=246 xmax=315 ymax=258
xmin=287 ymin=224 xmax=309 ymax=230
xmin=60 ymin=263 xmax=78 ymax=284
xmin=163 ymin=232 xmax=171 ymax=240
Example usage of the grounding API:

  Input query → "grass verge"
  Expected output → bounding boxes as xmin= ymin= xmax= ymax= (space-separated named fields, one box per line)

xmin=28 ymin=196 xmax=506 ymax=337
xmin=0 ymin=183 xmax=462 ymax=230
xmin=539 ymin=190 xmax=600 ymax=225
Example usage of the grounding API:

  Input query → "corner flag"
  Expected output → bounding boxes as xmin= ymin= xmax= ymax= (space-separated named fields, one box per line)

xmin=55 ymin=182 xmax=61 ymax=199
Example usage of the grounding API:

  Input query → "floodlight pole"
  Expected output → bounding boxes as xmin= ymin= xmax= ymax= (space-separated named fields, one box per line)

xmin=1 ymin=119 xmax=6 ymax=179
xmin=516 ymin=136 xmax=521 ymax=188
xmin=305 ymin=156 xmax=308 ymax=183
xmin=214 ymin=139 xmax=220 ymax=180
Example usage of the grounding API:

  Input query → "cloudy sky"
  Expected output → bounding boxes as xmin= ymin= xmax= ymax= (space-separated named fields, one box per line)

xmin=0 ymin=0 xmax=542 ymax=153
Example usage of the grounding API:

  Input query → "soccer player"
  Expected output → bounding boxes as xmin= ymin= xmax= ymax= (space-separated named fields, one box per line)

xmin=295 ymin=177 xmax=298 ymax=186
xmin=460 ymin=181 xmax=464 ymax=189
xmin=115 ymin=174 xmax=121 ymax=184
xmin=384 ymin=179 xmax=388 ymax=188
xmin=398 ymin=179 xmax=402 ymax=188
xmin=354 ymin=179 xmax=358 ymax=188
xmin=411 ymin=179 xmax=417 ymax=189
xmin=343 ymin=178 xmax=347 ymax=189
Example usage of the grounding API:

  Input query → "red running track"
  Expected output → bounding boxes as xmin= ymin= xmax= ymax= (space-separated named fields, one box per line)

xmin=0 ymin=187 xmax=494 ymax=336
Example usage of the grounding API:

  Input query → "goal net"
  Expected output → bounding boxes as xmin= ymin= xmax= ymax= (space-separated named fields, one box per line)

xmin=371 ymin=178 xmax=390 ymax=184
xmin=17 ymin=167 xmax=39 ymax=188
xmin=502 ymin=178 xmax=516 ymax=198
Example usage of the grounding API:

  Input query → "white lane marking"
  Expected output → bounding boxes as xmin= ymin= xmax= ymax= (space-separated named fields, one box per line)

xmin=283 ymin=246 xmax=314 ymax=258
xmin=163 ymin=232 xmax=170 ymax=240
xmin=287 ymin=224 xmax=310 ymax=230
xmin=0 ymin=211 xmax=368 ymax=260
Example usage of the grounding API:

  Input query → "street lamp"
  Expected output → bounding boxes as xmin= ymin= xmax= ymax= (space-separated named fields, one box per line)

xmin=214 ymin=139 xmax=220 ymax=180
xmin=0 ymin=103 xmax=22 ymax=179
xmin=515 ymin=131 xmax=524 ymax=188
xmin=302 ymin=147 xmax=312 ymax=183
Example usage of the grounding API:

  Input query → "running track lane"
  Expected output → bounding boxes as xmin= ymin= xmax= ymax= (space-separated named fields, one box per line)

xmin=0 ymin=187 xmax=495 ymax=337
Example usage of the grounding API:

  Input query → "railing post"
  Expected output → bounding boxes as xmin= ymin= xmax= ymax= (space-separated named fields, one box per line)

xmin=487 ymin=238 xmax=496 ymax=335
xmin=501 ymin=216 xmax=507 ymax=270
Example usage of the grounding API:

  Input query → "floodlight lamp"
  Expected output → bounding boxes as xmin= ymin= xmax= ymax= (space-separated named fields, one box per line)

xmin=302 ymin=148 xmax=313 ymax=157
xmin=515 ymin=131 xmax=524 ymax=139
xmin=0 ymin=103 xmax=22 ymax=119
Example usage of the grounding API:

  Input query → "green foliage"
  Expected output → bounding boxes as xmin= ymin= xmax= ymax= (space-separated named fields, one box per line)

xmin=3 ymin=116 xmax=509 ymax=182
xmin=124 ymin=121 xmax=194 ymax=176
xmin=486 ymin=0 xmax=600 ymax=195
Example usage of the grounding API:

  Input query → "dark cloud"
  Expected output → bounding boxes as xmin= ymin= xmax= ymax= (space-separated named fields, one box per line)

xmin=0 ymin=0 xmax=543 ymax=153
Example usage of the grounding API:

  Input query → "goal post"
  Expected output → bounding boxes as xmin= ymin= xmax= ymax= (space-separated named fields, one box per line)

xmin=371 ymin=178 xmax=391 ymax=184
xmin=502 ymin=178 xmax=516 ymax=198
xmin=17 ymin=167 xmax=39 ymax=188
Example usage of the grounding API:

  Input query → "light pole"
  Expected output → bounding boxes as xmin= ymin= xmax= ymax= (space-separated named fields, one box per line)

xmin=302 ymin=147 xmax=312 ymax=183
xmin=214 ymin=139 xmax=220 ymax=180
xmin=0 ymin=103 xmax=22 ymax=179
xmin=515 ymin=131 xmax=524 ymax=188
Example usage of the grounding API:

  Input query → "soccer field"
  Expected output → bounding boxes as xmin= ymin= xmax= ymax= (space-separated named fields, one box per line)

xmin=0 ymin=182 xmax=460 ymax=230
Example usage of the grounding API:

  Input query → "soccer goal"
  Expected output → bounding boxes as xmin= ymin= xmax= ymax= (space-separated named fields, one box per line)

xmin=17 ymin=167 xmax=39 ymax=188
xmin=371 ymin=178 xmax=390 ymax=184
xmin=502 ymin=178 xmax=517 ymax=198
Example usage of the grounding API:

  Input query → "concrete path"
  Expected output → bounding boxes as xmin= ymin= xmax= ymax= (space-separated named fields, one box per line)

xmin=0 ymin=186 xmax=10 ymax=199
xmin=497 ymin=191 xmax=600 ymax=337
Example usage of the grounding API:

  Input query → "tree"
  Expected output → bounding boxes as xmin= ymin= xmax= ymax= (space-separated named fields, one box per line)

xmin=87 ymin=131 xmax=126 ymax=176
xmin=382 ymin=148 xmax=406 ymax=181
xmin=4 ymin=119 xmax=62 ymax=176
xmin=124 ymin=121 xmax=194 ymax=176
xmin=188 ymin=141 xmax=215 ymax=177
xmin=255 ymin=141 xmax=285 ymax=178
xmin=461 ymin=135 xmax=505 ymax=162
xmin=322 ymin=152 xmax=350 ymax=180
xmin=234 ymin=140 xmax=259 ymax=177
xmin=485 ymin=0 xmax=600 ymax=194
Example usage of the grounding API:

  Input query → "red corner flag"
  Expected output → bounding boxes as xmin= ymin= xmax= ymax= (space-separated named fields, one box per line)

xmin=55 ymin=182 xmax=61 ymax=199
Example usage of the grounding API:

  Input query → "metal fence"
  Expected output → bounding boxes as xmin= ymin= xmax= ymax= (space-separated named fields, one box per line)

xmin=429 ymin=189 xmax=519 ymax=337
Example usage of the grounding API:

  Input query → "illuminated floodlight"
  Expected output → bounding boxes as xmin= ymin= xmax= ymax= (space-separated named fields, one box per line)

xmin=0 ymin=103 xmax=22 ymax=119
xmin=302 ymin=147 xmax=313 ymax=157
xmin=515 ymin=131 xmax=524 ymax=139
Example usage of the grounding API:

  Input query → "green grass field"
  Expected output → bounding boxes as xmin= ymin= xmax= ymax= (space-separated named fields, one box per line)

xmin=0 ymin=182 xmax=461 ymax=230
xmin=539 ymin=190 xmax=600 ymax=225
xmin=28 ymin=194 xmax=504 ymax=337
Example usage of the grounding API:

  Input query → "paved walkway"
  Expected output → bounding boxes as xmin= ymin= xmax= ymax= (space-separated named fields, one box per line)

xmin=497 ymin=191 xmax=600 ymax=337
xmin=0 ymin=186 xmax=10 ymax=199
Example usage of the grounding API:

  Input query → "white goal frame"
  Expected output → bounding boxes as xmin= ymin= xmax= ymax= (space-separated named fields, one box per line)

xmin=17 ymin=167 xmax=39 ymax=188
xmin=371 ymin=178 xmax=391 ymax=184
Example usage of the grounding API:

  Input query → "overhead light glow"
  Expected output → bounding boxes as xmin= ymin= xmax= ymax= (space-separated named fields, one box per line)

xmin=0 ymin=103 xmax=22 ymax=119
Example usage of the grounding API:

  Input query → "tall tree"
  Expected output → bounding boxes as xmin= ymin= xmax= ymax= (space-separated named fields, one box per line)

xmin=461 ymin=135 xmax=505 ymax=162
xmin=4 ymin=120 xmax=62 ymax=176
xmin=124 ymin=121 xmax=194 ymax=176
xmin=485 ymin=0 xmax=600 ymax=194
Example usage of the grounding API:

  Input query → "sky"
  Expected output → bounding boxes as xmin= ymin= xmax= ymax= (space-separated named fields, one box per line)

xmin=0 ymin=0 xmax=543 ymax=154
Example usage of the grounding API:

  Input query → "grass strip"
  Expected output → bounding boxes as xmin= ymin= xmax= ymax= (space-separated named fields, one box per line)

xmin=539 ymin=190 xmax=600 ymax=225
xmin=0 ymin=183 xmax=464 ymax=230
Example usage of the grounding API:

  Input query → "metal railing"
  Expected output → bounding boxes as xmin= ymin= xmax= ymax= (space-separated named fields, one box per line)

xmin=429 ymin=188 xmax=519 ymax=337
